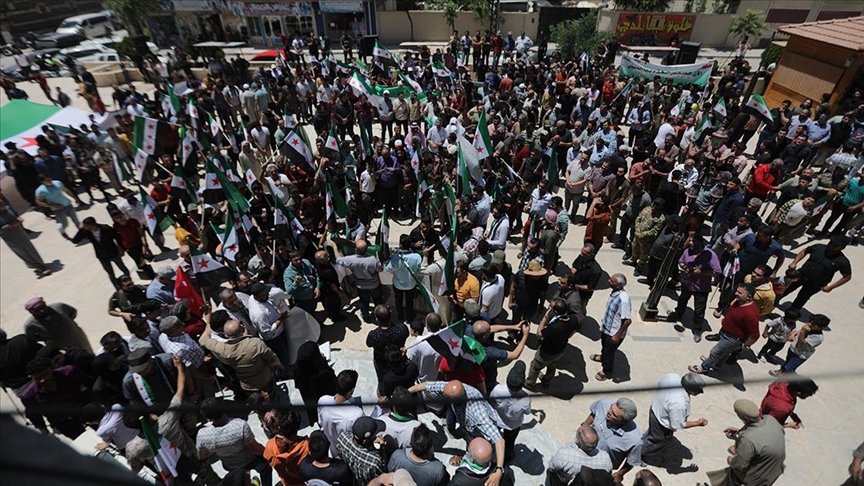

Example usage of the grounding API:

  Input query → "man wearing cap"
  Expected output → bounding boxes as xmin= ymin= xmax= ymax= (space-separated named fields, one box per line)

xmin=336 ymin=416 xmax=388 ymax=484
xmin=409 ymin=380 xmax=507 ymax=486
xmin=122 ymin=348 xmax=180 ymax=408
xmin=582 ymin=397 xmax=642 ymax=483
xmin=705 ymin=399 xmax=785 ymax=486
xmin=24 ymin=298 xmax=91 ymax=353
xmin=641 ymin=373 xmax=708 ymax=458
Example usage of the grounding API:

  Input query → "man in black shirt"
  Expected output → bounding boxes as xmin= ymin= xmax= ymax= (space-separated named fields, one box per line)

xmin=365 ymin=305 xmax=409 ymax=387
xmin=571 ymin=243 xmax=603 ymax=314
xmin=299 ymin=430 xmax=352 ymax=484
xmin=526 ymin=299 xmax=576 ymax=389
xmin=780 ymin=235 xmax=852 ymax=311
xmin=0 ymin=329 xmax=43 ymax=390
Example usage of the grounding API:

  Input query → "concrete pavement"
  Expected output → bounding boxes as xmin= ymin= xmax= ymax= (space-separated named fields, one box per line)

xmin=1 ymin=71 xmax=862 ymax=486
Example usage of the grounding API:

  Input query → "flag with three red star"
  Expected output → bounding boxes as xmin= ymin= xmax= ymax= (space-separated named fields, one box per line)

xmin=190 ymin=248 xmax=237 ymax=287
xmin=138 ymin=187 xmax=174 ymax=236
xmin=217 ymin=205 xmax=240 ymax=262
xmin=424 ymin=319 xmax=486 ymax=366
xmin=472 ymin=110 xmax=493 ymax=161
xmin=285 ymin=127 xmax=318 ymax=171
xmin=203 ymin=158 xmax=226 ymax=205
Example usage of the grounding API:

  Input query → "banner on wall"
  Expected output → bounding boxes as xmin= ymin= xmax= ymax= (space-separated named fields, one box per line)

xmin=619 ymin=55 xmax=713 ymax=87
xmin=319 ymin=0 xmax=363 ymax=13
xmin=615 ymin=12 xmax=695 ymax=46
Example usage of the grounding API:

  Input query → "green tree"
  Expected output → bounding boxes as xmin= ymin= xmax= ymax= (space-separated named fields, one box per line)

xmin=442 ymin=0 xmax=458 ymax=32
xmin=102 ymin=0 xmax=163 ymax=36
xmin=730 ymin=9 xmax=767 ymax=42
xmin=613 ymin=0 xmax=671 ymax=11
xmin=761 ymin=44 xmax=783 ymax=66
xmin=552 ymin=14 xmax=614 ymax=62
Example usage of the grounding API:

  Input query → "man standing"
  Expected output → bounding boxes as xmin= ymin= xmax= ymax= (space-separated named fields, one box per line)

xmin=71 ymin=216 xmax=130 ymax=287
xmin=329 ymin=239 xmax=383 ymax=323
xmin=197 ymin=397 xmax=271 ymax=485
xmin=706 ymin=399 xmax=785 ymax=486
xmin=592 ymin=274 xmax=631 ymax=382
xmin=409 ymin=380 xmax=507 ymax=486
xmin=386 ymin=235 xmax=422 ymax=323
xmin=526 ymin=299 xmax=577 ymax=389
xmin=283 ymin=250 xmax=321 ymax=314
xmin=34 ymin=174 xmax=81 ymax=239
xmin=667 ymin=235 xmax=721 ymax=342
xmin=336 ymin=416 xmax=388 ymax=484
xmin=779 ymin=234 xmax=851 ymax=311
xmin=23 ymin=297 xmax=91 ymax=352
xmin=318 ymin=370 xmax=365 ymax=458
xmin=18 ymin=357 xmax=92 ymax=439
xmin=582 ymin=397 xmax=642 ymax=483
xmin=547 ymin=425 xmax=613 ymax=486
xmin=490 ymin=362 xmax=531 ymax=464
xmin=689 ymin=283 xmax=760 ymax=375
xmin=247 ymin=283 xmax=291 ymax=369
xmin=147 ymin=266 xmax=176 ymax=306
xmin=366 ymin=305 xmax=409 ymax=387
xmin=760 ymin=377 xmax=818 ymax=429
xmin=0 ymin=195 xmax=52 ymax=278
xmin=641 ymin=373 xmax=708 ymax=458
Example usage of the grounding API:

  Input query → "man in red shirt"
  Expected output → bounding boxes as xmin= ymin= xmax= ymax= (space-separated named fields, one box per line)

xmin=688 ymin=282 xmax=759 ymax=374
xmin=745 ymin=158 xmax=783 ymax=202
xmin=760 ymin=378 xmax=818 ymax=429
xmin=111 ymin=210 xmax=154 ymax=279
xmin=491 ymin=32 xmax=504 ymax=69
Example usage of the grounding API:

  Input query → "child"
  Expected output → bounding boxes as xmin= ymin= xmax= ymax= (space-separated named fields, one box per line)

xmin=770 ymin=313 xmax=828 ymax=376
xmin=757 ymin=308 xmax=799 ymax=363
xmin=771 ymin=267 xmax=800 ymax=305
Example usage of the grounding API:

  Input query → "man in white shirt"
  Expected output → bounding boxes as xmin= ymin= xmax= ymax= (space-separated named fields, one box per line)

xmin=653 ymin=117 xmax=677 ymax=148
xmin=486 ymin=204 xmax=510 ymax=251
xmin=246 ymin=283 xmax=290 ymax=368
xmin=641 ymin=373 xmax=708 ymax=457
xmin=406 ymin=313 xmax=443 ymax=384
xmin=491 ymin=361 xmax=531 ymax=463
xmin=594 ymin=274 xmax=632 ymax=382
xmin=668 ymin=158 xmax=699 ymax=190
xmin=318 ymin=369 xmax=365 ymax=457
xmin=565 ymin=152 xmax=591 ymax=221
xmin=548 ymin=425 xmax=614 ymax=485
xmin=426 ymin=118 xmax=447 ymax=154
xmin=479 ymin=264 xmax=506 ymax=323
xmin=249 ymin=123 xmax=270 ymax=152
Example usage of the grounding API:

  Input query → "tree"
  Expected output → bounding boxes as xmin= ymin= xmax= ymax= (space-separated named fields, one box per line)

xmin=552 ymin=14 xmax=615 ymax=62
xmin=730 ymin=9 xmax=767 ymax=42
xmin=442 ymin=0 xmax=458 ymax=32
xmin=102 ymin=0 xmax=164 ymax=36
xmin=613 ymin=0 xmax=671 ymax=11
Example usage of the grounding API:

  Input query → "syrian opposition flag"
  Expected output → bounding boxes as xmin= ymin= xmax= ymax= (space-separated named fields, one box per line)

xmin=204 ymin=158 xmax=226 ymax=204
xmin=670 ymin=99 xmax=685 ymax=117
xmin=811 ymin=194 xmax=832 ymax=217
xmin=170 ymin=164 xmax=197 ymax=202
xmin=425 ymin=319 xmax=486 ymax=366
xmin=208 ymin=113 xmax=222 ymax=139
xmin=134 ymin=116 xmax=161 ymax=155
xmin=325 ymin=176 xmax=348 ymax=221
xmin=456 ymin=136 xmax=484 ymax=190
xmin=212 ymin=159 xmax=251 ymax=214
xmin=138 ymin=187 xmax=174 ymax=236
xmin=217 ymin=205 xmax=240 ymax=261
xmin=161 ymin=83 xmax=181 ymax=118
xmin=547 ymin=141 xmax=560 ymax=187
xmin=399 ymin=72 xmax=423 ymax=93
xmin=239 ymin=157 xmax=258 ymax=191
xmin=348 ymin=71 xmax=384 ymax=105
xmin=745 ymin=94 xmax=773 ymax=125
xmin=140 ymin=418 xmax=181 ymax=484
xmin=359 ymin=123 xmax=372 ymax=159
xmin=694 ymin=114 xmax=712 ymax=139
xmin=110 ymin=151 xmax=131 ymax=183
xmin=133 ymin=147 xmax=149 ymax=182
xmin=431 ymin=62 xmax=452 ymax=82
xmin=473 ymin=110 xmax=493 ymax=160
xmin=191 ymin=248 xmax=237 ymax=287
xmin=286 ymin=127 xmax=317 ymax=171
xmin=417 ymin=278 xmax=440 ymax=313
xmin=438 ymin=207 xmax=458 ymax=296
xmin=179 ymin=125 xmax=200 ymax=167
xmin=322 ymin=125 xmax=343 ymax=161
xmin=273 ymin=193 xmax=304 ymax=240
xmin=714 ymin=98 xmax=727 ymax=118
xmin=187 ymin=98 xmax=199 ymax=131
xmin=373 ymin=40 xmax=398 ymax=69
xmin=376 ymin=206 xmax=391 ymax=260
xmin=722 ymin=256 xmax=740 ymax=280
xmin=457 ymin=142 xmax=472 ymax=196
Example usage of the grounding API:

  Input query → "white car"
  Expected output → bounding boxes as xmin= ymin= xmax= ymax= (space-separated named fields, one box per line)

xmin=55 ymin=12 xmax=116 ymax=39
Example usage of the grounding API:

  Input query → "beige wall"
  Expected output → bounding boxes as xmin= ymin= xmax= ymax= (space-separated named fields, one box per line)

xmin=376 ymin=11 xmax=539 ymax=45
xmin=598 ymin=9 xmax=737 ymax=47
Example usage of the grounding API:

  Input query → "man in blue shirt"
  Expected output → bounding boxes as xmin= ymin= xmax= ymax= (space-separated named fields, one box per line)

xmin=34 ymin=175 xmax=80 ymax=239
xmin=386 ymin=235 xmax=422 ymax=323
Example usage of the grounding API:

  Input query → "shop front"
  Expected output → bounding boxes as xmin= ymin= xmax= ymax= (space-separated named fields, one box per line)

xmin=173 ymin=0 xmax=243 ymax=42
xmin=239 ymin=2 xmax=316 ymax=48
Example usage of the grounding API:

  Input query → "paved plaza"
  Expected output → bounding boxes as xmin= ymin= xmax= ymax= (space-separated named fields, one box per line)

xmin=1 ymin=68 xmax=863 ymax=485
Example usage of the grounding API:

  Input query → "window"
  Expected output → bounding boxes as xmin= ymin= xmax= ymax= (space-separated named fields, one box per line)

xmin=269 ymin=17 xmax=282 ymax=36
xmin=284 ymin=15 xmax=314 ymax=36
xmin=247 ymin=17 xmax=262 ymax=37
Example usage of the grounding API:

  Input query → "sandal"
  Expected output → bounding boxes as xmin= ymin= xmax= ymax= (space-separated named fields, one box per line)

xmin=595 ymin=372 xmax=608 ymax=381
xmin=590 ymin=354 xmax=603 ymax=363
xmin=688 ymin=365 xmax=706 ymax=374
xmin=449 ymin=455 xmax=463 ymax=467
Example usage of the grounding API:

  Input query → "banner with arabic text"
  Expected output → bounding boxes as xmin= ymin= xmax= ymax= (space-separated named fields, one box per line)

xmin=615 ymin=13 xmax=695 ymax=46
xmin=619 ymin=55 xmax=713 ymax=87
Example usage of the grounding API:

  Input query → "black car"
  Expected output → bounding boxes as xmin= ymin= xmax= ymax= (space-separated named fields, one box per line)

xmin=34 ymin=32 xmax=86 ymax=50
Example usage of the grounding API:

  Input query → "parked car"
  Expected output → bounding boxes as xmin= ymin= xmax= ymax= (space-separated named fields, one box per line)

xmin=34 ymin=33 xmax=86 ymax=50
xmin=55 ymin=12 xmax=116 ymax=39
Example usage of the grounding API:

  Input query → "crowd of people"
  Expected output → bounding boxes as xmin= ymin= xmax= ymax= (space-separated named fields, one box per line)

xmin=1 ymin=30 xmax=864 ymax=486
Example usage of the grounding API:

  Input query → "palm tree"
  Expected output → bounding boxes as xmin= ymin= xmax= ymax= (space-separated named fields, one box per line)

xmin=730 ymin=9 xmax=767 ymax=43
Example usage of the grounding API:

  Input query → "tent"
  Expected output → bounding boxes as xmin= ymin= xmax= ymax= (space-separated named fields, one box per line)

xmin=0 ymin=100 xmax=114 ymax=158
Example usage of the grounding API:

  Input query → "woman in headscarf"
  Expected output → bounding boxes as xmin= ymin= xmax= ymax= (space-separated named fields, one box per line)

xmin=90 ymin=352 xmax=129 ymax=406
xmin=293 ymin=341 xmax=337 ymax=426
xmin=445 ymin=117 xmax=465 ymax=138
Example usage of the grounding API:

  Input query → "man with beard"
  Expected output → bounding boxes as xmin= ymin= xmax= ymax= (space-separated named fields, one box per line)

xmin=779 ymin=235 xmax=852 ymax=311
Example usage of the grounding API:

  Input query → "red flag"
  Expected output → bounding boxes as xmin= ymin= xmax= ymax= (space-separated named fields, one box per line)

xmin=174 ymin=266 xmax=205 ymax=318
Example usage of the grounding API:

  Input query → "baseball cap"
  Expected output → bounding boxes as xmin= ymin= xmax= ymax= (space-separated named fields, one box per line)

xmin=352 ymin=416 xmax=386 ymax=441
xmin=491 ymin=250 xmax=506 ymax=265
xmin=127 ymin=348 xmax=153 ymax=374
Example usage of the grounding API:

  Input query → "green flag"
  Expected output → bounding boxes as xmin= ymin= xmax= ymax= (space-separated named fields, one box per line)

xmin=547 ymin=142 xmax=560 ymax=187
